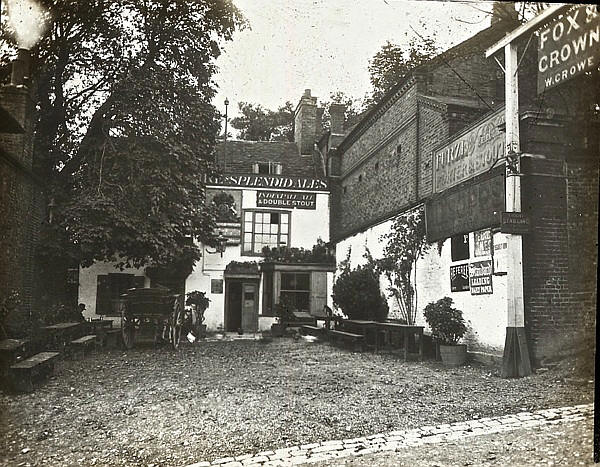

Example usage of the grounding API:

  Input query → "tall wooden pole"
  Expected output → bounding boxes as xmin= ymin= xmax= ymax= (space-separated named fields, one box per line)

xmin=501 ymin=42 xmax=532 ymax=378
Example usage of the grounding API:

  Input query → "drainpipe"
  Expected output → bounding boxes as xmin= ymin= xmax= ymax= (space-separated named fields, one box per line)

xmin=415 ymin=100 xmax=420 ymax=202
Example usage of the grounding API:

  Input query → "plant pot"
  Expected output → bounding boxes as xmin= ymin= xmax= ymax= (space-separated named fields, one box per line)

xmin=439 ymin=344 xmax=467 ymax=367
xmin=271 ymin=323 xmax=285 ymax=337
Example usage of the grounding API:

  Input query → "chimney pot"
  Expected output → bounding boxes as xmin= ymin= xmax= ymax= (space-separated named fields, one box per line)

xmin=11 ymin=48 xmax=31 ymax=87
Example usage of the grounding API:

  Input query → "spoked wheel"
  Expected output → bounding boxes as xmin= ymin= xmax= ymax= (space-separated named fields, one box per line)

xmin=120 ymin=301 xmax=136 ymax=349
xmin=170 ymin=296 xmax=183 ymax=350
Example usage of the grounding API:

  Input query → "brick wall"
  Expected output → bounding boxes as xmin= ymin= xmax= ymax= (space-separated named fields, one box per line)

xmin=0 ymin=85 xmax=46 ymax=334
xmin=521 ymin=117 xmax=598 ymax=363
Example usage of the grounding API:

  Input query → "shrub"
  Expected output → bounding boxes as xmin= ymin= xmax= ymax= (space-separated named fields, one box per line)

xmin=332 ymin=256 xmax=388 ymax=321
xmin=423 ymin=297 xmax=466 ymax=345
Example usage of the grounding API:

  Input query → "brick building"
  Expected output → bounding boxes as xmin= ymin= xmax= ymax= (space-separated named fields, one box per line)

xmin=79 ymin=90 xmax=335 ymax=333
xmin=0 ymin=51 xmax=47 ymax=334
xmin=328 ymin=14 xmax=598 ymax=364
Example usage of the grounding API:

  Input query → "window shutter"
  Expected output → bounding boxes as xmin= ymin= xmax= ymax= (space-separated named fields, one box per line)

xmin=309 ymin=271 xmax=327 ymax=316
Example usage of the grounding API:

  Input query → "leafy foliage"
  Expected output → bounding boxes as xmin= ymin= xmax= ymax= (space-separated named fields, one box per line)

xmin=372 ymin=206 xmax=429 ymax=326
xmin=230 ymin=101 xmax=294 ymax=141
xmin=332 ymin=249 xmax=388 ymax=322
xmin=423 ymin=297 xmax=466 ymax=345
xmin=212 ymin=192 xmax=240 ymax=223
xmin=1 ymin=1 xmax=245 ymax=271
xmin=261 ymin=238 xmax=335 ymax=264
xmin=368 ymin=37 xmax=438 ymax=104
xmin=186 ymin=290 xmax=210 ymax=325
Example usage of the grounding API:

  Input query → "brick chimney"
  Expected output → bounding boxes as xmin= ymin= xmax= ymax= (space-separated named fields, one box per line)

xmin=329 ymin=103 xmax=346 ymax=135
xmin=294 ymin=89 xmax=318 ymax=155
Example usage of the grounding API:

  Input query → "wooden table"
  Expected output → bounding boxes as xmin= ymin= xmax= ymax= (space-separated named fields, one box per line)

xmin=376 ymin=323 xmax=424 ymax=361
xmin=340 ymin=320 xmax=378 ymax=350
xmin=87 ymin=319 xmax=114 ymax=346
xmin=41 ymin=322 xmax=83 ymax=352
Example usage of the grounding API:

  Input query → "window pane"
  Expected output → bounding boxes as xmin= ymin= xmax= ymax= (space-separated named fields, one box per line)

xmin=270 ymin=224 xmax=279 ymax=234
xmin=281 ymin=223 xmax=288 ymax=234
xmin=270 ymin=212 xmax=279 ymax=224
xmin=256 ymin=213 xmax=263 ymax=223
xmin=281 ymin=213 xmax=289 ymax=224
xmin=244 ymin=242 xmax=251 ymax=252
xmin=280 ymin=234 xmax=288 ymax=245
xmin=245 ymin=222 xmax=252 ymax=233
xmin=254 ymin=243 xmax=262 ymax=254
xmin=281 ymin=273 xmax=294 ymax=290
xmin=296 ymin=273 xmax=310 ymax=290
xmin=244 ymin=211 xmax=252 ymax=222
xmin=256 ymin=223 xmax=263 ymax=234
xmin=244 ymin=233 xmax=252 ymax=243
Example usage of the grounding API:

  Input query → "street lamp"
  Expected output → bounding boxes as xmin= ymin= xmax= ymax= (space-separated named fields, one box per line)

xmin=205 ymin=231 xmax=227 ymax=257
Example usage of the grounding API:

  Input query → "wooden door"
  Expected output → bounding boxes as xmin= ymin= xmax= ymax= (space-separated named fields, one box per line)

xmin=241 ymin=283 xmax=258 ymax=332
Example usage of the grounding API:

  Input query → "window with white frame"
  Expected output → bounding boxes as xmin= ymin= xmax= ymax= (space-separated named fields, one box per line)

xmin=280 ymin=272 xmax=310 ymax=313
xmin=243 ymin=211 xmax=289 ymax=254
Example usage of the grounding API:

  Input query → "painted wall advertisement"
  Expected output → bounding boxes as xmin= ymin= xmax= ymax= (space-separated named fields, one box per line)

xmin=450 ymin=264 xmax=470 ymax=292
xmin=206 ymin=174 xmax=329 ymax=191
xmin=469 ymin=260 xmax=493 ymax=295
xmin=256 ymin=191 xmax=317 ymax=209
xmin=433 ymin=108 xmax=505 ymax=193
xmin=474 ymin=229 xmax=492 ymax=257
xmin=538 ymin=5 xmax=599 ymax=94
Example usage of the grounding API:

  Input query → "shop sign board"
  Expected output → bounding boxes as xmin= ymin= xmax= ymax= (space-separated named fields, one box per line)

xmin=474 ymin=229 xmax=493 ymax=257
xmin=211 ymin=279 xmax=223 ymax=294
xmin=433 ymin=109 xmax=505 ymax=193
xmin=493 ymin=238 xmax=508 ymax=274
xmin=501 ymin=212 xmax=531 ymax=234
xmin=537 ymin=5 xmax=600 ymax=94
xmin=256 ymin=191 xmax=317 ymax=209
xmin=450 ymin=264 xmax=470 ymax=292
xmin=469 ymin=260 xmax=493 ymax=295
xmin=206 ymin=174 xmax=328 ymax=191
xmin=426 ymin=173 xmax=504 ymax=242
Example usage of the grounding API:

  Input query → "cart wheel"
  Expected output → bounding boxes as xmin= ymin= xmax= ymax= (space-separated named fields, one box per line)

xmin=170 ymin=297 xmax=183 ymax=350
xmin=120 ymin=302 xmax=135 ymax=349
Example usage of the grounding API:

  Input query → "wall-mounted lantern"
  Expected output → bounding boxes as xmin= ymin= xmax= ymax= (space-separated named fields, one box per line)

xmin=206 ymin=231 xmax=226 ymax=257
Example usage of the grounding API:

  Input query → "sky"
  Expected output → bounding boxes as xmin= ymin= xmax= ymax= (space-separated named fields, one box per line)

xmin=212 ymin=0 xmax=497 ymax=121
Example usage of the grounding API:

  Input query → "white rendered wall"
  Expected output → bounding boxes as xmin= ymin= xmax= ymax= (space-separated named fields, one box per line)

xmin=335 ymin=221 xmax=507 ymax=353
xmin=187 ymin=188 xmax=330 ymax=331
xmin=78 ymin=262 xmax=149 ymax=320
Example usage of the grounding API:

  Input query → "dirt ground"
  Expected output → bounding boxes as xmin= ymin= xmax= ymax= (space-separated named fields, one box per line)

xmin=0 ymin=338 xmax=594 ymax=467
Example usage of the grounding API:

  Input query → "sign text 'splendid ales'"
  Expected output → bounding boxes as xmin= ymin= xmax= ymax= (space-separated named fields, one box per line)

xmin=538 ymin=5 xmax=599 ymax=94
xmin=206 ymin=174 xmax=328 ymax=191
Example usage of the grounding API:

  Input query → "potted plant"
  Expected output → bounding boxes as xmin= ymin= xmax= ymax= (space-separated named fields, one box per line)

xmin=271 ymin=298 xmax=296 ymax=337
xmin=423 ymin=297 xmax=467 ymax=367
xmin=186 ymin=291 xmax=210 ymax=338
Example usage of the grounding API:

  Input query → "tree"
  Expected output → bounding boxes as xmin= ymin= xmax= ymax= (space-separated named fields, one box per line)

xmin=230 ymin=101 xmax=294 ymax=141
xmin=1 ymin=1 xmax=245 ymax=272
xmin=373 ymin=206 xmax=429 ymax=326
xmin=368 ymin=37 xmax=438 ymax=104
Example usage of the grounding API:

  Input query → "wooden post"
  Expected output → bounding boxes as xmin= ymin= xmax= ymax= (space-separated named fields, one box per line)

xmin=501 ymin=42 xmax=532 ymax=378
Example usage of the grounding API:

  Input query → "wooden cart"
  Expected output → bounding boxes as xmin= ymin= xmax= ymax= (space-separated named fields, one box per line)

xmin=111 ymin=288 xmax=184 ymax=350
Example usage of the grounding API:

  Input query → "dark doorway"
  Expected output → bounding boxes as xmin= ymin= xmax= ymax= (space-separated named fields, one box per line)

xmin=226 ymin=281 xmax=242 ymax=331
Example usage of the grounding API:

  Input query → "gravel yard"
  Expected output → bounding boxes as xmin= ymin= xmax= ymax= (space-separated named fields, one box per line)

xmin=0 ymin=338 xmax=593 ymax=467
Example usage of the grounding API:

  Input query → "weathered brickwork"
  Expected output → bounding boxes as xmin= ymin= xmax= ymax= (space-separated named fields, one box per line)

xmin=521 ymin=119 xmax=598 ymax=363
xmin=0 ymin=85 xmax=45 ymax=332
xmin=332 ymin=22 xmax=509 ymax=241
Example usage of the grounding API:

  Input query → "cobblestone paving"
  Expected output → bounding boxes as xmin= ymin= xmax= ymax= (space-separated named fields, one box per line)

xmin=186 ymin=404 xmax=593 ymax=467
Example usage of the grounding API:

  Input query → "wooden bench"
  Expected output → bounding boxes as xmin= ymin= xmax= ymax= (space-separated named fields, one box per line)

xmin=300 ymin=325 xmax=325 ymax=338
xmin=70 ymin=335 xmax=97 ymax=358
xmin=329 ymin=330 xmax=365 ymax=352
xmin=10 ymin=352 xmax=60 ymax=392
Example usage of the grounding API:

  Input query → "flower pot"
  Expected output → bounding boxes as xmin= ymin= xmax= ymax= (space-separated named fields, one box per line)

xmin=439 ymin=344 xmax=467 ymax=367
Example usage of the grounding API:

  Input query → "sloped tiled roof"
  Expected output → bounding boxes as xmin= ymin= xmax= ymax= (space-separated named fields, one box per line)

xmin=216 ymin=140 xmax=322 ymax=178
